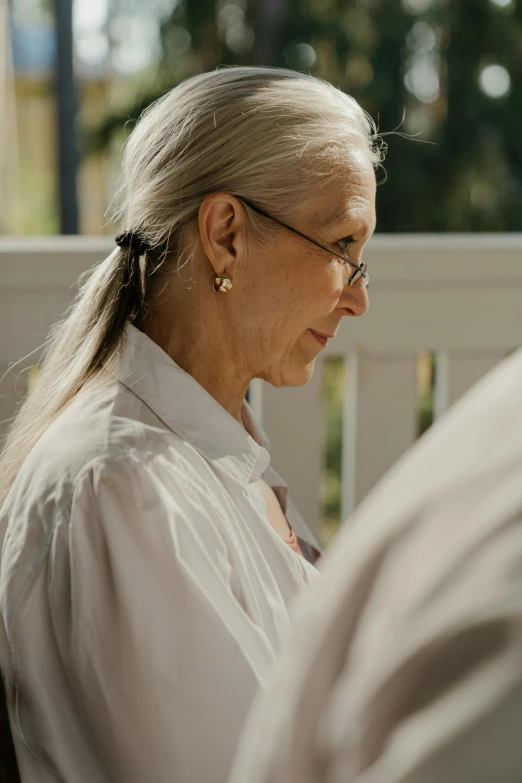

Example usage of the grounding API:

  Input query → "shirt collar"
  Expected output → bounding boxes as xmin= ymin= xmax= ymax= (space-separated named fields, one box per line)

xmin=109 ymin=323 xmax=270 ymax=485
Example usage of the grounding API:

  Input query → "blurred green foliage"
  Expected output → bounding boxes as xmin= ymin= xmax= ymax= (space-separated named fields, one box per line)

xmin=89 ymin=0 xmax=522 ymax=233
xmin=417 ymin=352 xmax=435 ymax=437
xmin=321 ymin=358 xmax=345 ymax=547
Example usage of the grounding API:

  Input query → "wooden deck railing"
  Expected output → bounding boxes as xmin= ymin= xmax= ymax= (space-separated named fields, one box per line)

xmin=1 ymin=234 xmax=521 ymax=536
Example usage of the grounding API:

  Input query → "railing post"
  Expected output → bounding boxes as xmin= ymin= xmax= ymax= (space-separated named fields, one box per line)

xmin=341 ymin=350 xmax=418 ymax=521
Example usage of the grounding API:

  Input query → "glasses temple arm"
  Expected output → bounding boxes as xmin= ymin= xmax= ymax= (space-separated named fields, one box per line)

xmin=235 ymin=196 xmax=363 ymax=273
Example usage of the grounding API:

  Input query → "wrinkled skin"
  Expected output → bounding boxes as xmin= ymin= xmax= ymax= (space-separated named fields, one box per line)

xmin=144 ymin=146 xmax=376 ymax=422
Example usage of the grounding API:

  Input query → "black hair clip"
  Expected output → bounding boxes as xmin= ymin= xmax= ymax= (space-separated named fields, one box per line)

xmin=115 ymin=232 xmax=151 ymax=255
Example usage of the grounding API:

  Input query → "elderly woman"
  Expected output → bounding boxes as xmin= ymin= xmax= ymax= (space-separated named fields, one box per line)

xmin=0 ymin=67 xmax=378 ymax=782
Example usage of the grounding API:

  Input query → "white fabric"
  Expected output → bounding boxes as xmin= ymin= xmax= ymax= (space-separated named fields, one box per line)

xmin=0 ymin=323 xmax=320 ymax=783
xmin=230 ymin=347 xmax=522 ymax=783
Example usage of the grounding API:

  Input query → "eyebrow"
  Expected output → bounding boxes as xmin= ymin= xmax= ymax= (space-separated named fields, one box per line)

xmin=324 ymin=205 xmax=349 ymax=226
xmin=316 ymin=201 xmax=368 ymax=230
xmin=309 ymin=206 xmax=344 ymax=231
xmin=319 ymin=209 xmax=375 ymax=240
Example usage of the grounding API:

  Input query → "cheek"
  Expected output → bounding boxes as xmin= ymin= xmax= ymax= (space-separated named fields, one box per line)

xmin=277 ymin=270 xmax=342 ymax=339
xmin=249 ymin=250 xmax=343 ymax=336
xmin=295 ymin=263 xmax=344 ymax=312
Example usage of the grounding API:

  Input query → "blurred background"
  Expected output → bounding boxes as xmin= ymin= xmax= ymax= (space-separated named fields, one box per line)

xmin=1 ymin=0 xmax=522 ymax=544
xmin=4 ymin=0 xmax=522 ymax=236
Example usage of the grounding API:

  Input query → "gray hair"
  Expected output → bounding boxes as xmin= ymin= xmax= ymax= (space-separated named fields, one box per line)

xmin=0 ymin=66 xmax=384 ymax=508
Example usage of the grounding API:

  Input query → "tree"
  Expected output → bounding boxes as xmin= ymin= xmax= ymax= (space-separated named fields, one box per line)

xmin=87 ymin=0 xmax=522 ymax=234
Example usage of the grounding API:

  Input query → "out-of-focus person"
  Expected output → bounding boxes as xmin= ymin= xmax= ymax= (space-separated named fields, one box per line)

xmin=230 ymin=347 xmax=522 ymax=783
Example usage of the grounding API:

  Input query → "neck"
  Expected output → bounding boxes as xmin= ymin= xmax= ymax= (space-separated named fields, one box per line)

xmin=142 ymin=310 xmax=251 ymax=424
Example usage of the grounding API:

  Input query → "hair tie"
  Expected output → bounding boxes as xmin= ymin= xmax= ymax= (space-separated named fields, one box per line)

xmin=115 ymin=232 xmax=151 ymax=255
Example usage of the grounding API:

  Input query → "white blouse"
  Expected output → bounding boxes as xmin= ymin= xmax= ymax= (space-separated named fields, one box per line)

xmin=0 ymin=323 xmax=321 ymax=783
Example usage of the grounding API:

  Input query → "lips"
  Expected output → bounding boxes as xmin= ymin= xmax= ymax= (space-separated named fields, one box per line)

xmin=311 ymin=330 xmax=334 ymax=339
xmin=309 ymin=329 xmax=329 ymax=347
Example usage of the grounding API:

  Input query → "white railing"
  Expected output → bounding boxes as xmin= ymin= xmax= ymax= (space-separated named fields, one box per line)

xmin=250 ymin=233 xmax=522 ymax=532
xmin=1 ymin=235 xmax=522 ymax=537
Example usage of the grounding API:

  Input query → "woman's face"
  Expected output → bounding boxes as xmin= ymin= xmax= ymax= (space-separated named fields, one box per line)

xmin=241 ymin=148 xmax=376 ymax=388
xmin=198 ymin=145 xmax=376 ymax=390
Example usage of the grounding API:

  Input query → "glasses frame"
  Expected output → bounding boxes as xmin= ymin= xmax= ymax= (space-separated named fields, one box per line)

xmin=236 ymin=196 xmax=369 ymax=288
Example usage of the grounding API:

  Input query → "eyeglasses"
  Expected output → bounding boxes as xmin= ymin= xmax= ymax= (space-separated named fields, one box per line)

xmin=236 ymin=197 xmax=370 ymax=288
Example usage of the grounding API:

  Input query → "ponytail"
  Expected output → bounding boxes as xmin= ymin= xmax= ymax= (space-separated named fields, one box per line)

xmin=0 ymin=245 xmax=146 ymax=509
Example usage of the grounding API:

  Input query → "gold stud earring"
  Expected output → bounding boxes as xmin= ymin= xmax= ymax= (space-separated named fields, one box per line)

xmin=213 ymin=274 xmax=233 ymax=293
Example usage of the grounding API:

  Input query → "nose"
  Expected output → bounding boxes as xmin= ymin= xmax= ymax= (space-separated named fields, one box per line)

xmin=339 ymin=274 xmax=369 ymax=318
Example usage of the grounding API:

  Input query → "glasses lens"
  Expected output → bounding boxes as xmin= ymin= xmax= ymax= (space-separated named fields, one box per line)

xmin=350 ymin=265 xmax=369 ymax=289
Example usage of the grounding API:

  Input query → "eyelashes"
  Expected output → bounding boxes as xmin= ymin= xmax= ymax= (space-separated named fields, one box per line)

xmin=337 ymin=236 xmax=357 ymax=252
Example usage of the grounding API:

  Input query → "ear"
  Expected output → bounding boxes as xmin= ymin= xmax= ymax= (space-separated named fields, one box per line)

xmin=198 ymin=193 xmax=247 ymax=276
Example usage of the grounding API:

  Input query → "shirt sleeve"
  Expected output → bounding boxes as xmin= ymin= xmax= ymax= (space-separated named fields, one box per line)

xmin=229 ymin=486 xmax=522 ymax=783
xmin=48 ymin=454 xmax=277 ymax=783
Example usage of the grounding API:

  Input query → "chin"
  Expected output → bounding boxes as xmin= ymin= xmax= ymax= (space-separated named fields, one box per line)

xmin=261 ymin=358 xmax=316 ymax=388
